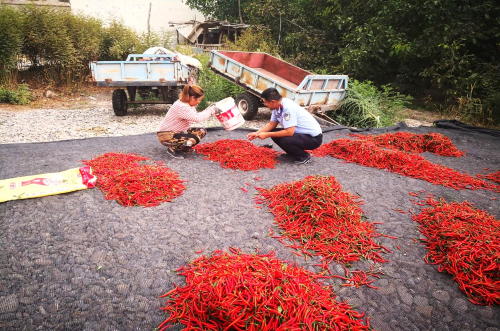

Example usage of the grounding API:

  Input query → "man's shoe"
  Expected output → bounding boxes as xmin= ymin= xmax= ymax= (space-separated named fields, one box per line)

xmin=293 ymin=155 xmax=312 ymax=165
xmin=166 ymin=148 xmax=184 ymax=159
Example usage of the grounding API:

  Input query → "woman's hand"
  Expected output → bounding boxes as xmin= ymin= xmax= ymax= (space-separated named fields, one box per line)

xmin=208 ymin=104 xmax=218 ymax=115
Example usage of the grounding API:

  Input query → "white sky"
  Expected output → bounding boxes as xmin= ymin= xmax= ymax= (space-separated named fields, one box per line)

xmin=70 ymin=0 xmax=205 ymax=34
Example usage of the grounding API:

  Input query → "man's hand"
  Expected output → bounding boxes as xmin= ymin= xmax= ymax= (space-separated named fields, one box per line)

xmin=247 ymin=132 xmax=259 ymax=141
xmin=247 ymin=132 xmax=269 ymax=141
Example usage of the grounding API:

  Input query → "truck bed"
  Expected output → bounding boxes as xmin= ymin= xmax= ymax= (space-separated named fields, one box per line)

xmin=90 ymin=54 xmax=196 ymax=87
xmin=209 ymin=51 xmax=348 ymax=112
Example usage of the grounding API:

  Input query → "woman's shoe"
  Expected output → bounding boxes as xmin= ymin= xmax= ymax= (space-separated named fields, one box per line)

xmin=166 ymin=148 xmax=184 ymax=159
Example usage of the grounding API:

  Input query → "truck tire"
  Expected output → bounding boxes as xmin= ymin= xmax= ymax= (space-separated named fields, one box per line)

xmin=112 ymin=89 xmax=128 ymax=116
xmin=170 ymin=87 xmax=181 ymax=103
xmin=235 ymin=92 xmax=259 ymax=120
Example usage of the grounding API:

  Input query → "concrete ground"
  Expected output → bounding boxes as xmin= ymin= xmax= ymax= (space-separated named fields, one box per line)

xmin=0 ymin=125 xmax=499 ymax=331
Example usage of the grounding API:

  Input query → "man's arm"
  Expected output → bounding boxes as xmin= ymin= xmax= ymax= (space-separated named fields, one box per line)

xmin=247 ymin=121 xmax=295 ymax=140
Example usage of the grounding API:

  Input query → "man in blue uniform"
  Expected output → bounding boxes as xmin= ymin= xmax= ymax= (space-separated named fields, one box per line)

xmin=247 ymin=87 xmax=323 ymax=165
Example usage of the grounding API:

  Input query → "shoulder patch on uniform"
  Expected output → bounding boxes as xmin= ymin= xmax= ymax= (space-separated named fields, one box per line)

xmin=284 ymin=112 xmax=291 ymax=121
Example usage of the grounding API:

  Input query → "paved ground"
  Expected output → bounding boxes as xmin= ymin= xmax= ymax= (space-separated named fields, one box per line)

xmin=0 ymin=125 xmax=499 ymax=331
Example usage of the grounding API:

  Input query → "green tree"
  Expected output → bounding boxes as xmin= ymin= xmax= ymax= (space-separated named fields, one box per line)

xmin=185 ymin=0 xmax=251 ymax=22
xmin=0 ymin=6 xmax=25 ymax=84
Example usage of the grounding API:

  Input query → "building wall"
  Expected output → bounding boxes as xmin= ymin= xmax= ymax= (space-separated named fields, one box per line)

xmin=70 ymin=0 xmax=205 ymax=34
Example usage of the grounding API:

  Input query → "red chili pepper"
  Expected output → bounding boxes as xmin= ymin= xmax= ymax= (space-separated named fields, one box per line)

xmin=256 ymin=175 xmax=391 ymax=268
xmin=312 ymin=138 xmax=500 ymax=193
xmin=351 ymin=131 xmax=465 ymax=157
xmin=476 ymin=170 xmax=500 ymax=184
xmin=412 ymin=197 xmax=500 ymax=306
xmin=193 ymin=139 xmax=279 ymax=171
xmin=158 ymin=250 xmax=372 ymax=330
xmin=83 ymin=152 xmax=186 ymax=207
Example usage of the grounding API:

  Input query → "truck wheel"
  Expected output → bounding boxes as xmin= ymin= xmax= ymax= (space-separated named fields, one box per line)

xmin=235 ymin=92 xmax=259 ymax=120
xmin=170 ymin=87 xmax=181 ymax=103
xmin=112 ymin=89 xmax=128 ymax=116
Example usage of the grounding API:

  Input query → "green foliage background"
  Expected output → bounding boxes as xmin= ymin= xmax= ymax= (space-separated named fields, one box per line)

xmin=1 ymin=0 xmax=499 ymax=126
xmin=0 ymin=4 xmax=173 ymax=88
xmin=195 ymin=55 xmax=245 ymax=111
xmin=187 ymin=0 xmax=500 ymax=126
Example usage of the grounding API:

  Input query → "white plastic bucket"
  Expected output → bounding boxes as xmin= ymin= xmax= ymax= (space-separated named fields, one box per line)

xmin=215 ymin=97 xmax=245 ymax=131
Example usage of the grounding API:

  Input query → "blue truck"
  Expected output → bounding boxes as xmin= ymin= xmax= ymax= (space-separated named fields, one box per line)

xmin=90 ymin=53 xmax=198 ymax=116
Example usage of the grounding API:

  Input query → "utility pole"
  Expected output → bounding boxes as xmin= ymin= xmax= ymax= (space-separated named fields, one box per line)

xmin=148 ymin=2 xmax=152 ymax=41
xmin=238 ymin=0 xmax=243 ymax=24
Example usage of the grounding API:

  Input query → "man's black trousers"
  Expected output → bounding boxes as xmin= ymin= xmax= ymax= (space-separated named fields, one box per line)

xmin=271 ymin=132 xmax=323 ymax=161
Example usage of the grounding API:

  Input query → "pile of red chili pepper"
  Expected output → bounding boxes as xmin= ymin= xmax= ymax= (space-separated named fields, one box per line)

xmin=331 ymin=265 xmax=384 ymax=289
xmin=158 ymin=249 xmax=372 ymax=330
xmin=256 ymin=175 xmax=390 ymax=269
xmin=193 ymin=139 xmax=279 ymax=171
xmin=477 ymin=170 xmax=500 ymax=184
xmin=412 ymin=197 xmax=500 ymax=305
xmin=351 ymin=132 xmax=465 ymax=157
xmin=312 ymin=139 xmax=500 ymax=193
xmin=83 ymin=152 xmax=186 ymax=207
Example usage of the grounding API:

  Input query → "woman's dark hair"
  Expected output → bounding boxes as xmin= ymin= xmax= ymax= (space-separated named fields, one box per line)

xmin=179 ymin=85 xmax=205 ymax=103
xmin=261 ymin=87 xmax=282 ymax=102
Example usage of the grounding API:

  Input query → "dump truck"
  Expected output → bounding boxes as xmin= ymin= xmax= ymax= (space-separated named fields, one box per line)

xmin=208 ymin=50 xmax=348 ymax=121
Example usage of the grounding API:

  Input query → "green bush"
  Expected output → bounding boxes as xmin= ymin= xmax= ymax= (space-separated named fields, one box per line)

xmin=0 ymin=84 xmax=31 ymax=105
xmin=328 ymin=79 xmax=412 ymax=128
xmin=0 ymin=5 xmax=173 ymax=88
xmin=195 ymin=54 xmax=245 ymax=111
xmin=222 ymin=27 xmax=280 ymax=56
xmin=0 ymin=6 xmax=24 ymax=85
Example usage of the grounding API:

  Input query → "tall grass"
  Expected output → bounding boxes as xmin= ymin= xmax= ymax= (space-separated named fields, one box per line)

xmin=328 ymin=80 xmax=413 ymax=128
xmin=434 ymin=85 xmax=496 ymax=128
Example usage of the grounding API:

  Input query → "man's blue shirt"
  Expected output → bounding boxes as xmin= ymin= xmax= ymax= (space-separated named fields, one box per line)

xmin=270 ymin=98 xmax=322 ymax=136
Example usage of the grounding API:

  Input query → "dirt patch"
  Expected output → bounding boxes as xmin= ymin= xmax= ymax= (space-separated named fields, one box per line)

xmin=1 ymin=85 xmax=114 ymax=112
xmin=398 ymin=108 xmax=442 ymax=123
xmin=2 ymin=86 xmax=445 ymax=128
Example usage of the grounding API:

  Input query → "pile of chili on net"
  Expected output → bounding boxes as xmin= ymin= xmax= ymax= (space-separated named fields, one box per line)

xmin=412 ymin=197 xmax=500 ymax=306
xmin=312 ymin=139 xmax=500 ymax=193
xmin=158 ymin=249 xmax=372 ymax=330
xmin=83 ymin=152 xmax=186 ymax=207
xmin=193 ymin=139 xmax=279 ymax=171
xmin=477 ymin=170 xmax=500 ymax=184
xmin=255 ymin=175 xmax=390 ymax=270
xmin=350 ymin=132 xmax=465 ymax=157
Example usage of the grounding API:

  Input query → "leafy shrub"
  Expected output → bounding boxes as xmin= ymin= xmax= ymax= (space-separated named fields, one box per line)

xmin=0 ymin=84 xmax=31 ymax=105
xmin=0 ymin=5 xmax=174 ymax=88
xmin=99 ymin=18 xmax=142 ymax=61
xmin=0 ymin=6 xmax=25 ymax=84
xmin=195 ymin=54 xmax=245 ymax=111
xmin=222 ymin=27 xmax=280 ymax=56
xmin=433 ymin=86 xmax=497 ymax=127
xmin=328 ymin=80 xmax=412 ymax=128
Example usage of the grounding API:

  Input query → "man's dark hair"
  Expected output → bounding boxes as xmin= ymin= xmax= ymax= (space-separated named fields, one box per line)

xmin=261 ymin=88 xmax=282 ymax=102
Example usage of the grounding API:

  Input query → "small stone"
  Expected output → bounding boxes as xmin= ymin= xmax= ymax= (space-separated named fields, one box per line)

xmin=415 ymin=305 xmax=433 ymax=318
xmin=414 ymin=295 xmax=429 ymax=306
xmin=432 ymin=290 xmax=450 ymax=302
xmin=45 ymin=90 xmax=57 ymax=98
xmin=451 ymin=298 xmax=468 ymax=313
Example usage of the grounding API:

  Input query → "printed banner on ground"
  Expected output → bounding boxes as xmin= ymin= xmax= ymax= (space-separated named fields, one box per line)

xmin=0 ymin=166 xmax=96 ymax=203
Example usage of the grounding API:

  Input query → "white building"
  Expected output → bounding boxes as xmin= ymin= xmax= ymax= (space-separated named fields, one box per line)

xmin=70 ymin=0 xmax=205 ymax=34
